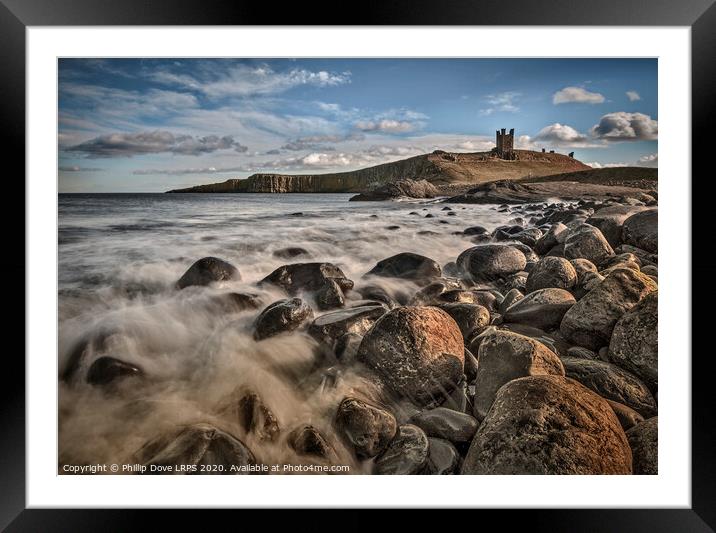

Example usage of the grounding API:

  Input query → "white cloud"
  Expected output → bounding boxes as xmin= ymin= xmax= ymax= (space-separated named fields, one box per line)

xmin=354 ymin=119 xmax=416 ymax=133
xmin=586 ymin=161 xmax=628 ymax=169
xmin=626 ymin=90 xmax=641 ymax=101
xmin=638 ymin=153 xmax=658 ymax=167
xmin=553 ymin=86 xmax=605 ymax=105
xmin=517 ymin=123 xmax=604 ymax=149
xmin=480 ymin=92 xmax=520 ymax=115
xmin=590 ymin=112 xmax=658 ymax=141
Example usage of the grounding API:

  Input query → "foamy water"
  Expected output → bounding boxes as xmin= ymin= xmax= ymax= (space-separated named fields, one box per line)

xmin=58 ymin=193 xmax=517 ymax=472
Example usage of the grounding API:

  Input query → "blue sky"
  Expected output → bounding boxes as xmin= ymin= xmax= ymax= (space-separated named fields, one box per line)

xmin=58 ymin=58 xmax=658 ymax=192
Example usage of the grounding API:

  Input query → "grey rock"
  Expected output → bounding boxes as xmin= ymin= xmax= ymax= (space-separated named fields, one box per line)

xmin=626 ymin=417 xmax=658 ymax=474
xmin=410 ymin=407 xmax=478 ymax=443
xmin=176 ymin=257 xmax=240 ymax=289
xmin=374 ymin=424 xmax=429 ymax=474
xmin=456 ymin=244 xmax=527 ymax=282
xmin=253 ymin=298 xmax=314 ymax=340
xmin=335 ymin=397 xmax=397 ymax=458
xmin=525 ymin=256 xmax=578 ymax=293
xmin=564 ymin=224 xmax=614 ymax=265
xmin=503 ymin=288 xmax=576 ymax=331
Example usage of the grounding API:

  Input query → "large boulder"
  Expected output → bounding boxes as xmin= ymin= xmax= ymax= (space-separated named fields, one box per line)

xmin=260 ymin=263 xmax=354 ymax=310
xmin=608 ymin=292 xmax=658 ymax=390
xmin=503 ymin=288 xmax=576 ymax=331
xmin=564 ymin=224 xmax=614 ymax=265
xmin=253 ymin=298 xmax=314 ymax=340
xmin=461 ymin=375 xmax=632 ymax=474
xmin=456 ymin=244 xmax=527 ymax=282
xmin=534 ymin=222 xmax=568 ymax=255
xmin=626 ymin=417 xmax=658 ymax=474
xmin=86 ymin=356 xmax=143 ymax=386
xmin=365 ymin=252 xmax=441 ymax=283
xmin=473 ymin=330 xmax=565 ymax=420
xmin=560 ymin=268 xmax=657 ymax=350
xmin=357 ymin=306 xmax=464 ymax=406
xmin=587 ymin=205 xmax=651 ymax=248
xmin=374 ymin=424 xmax=429 ymax=474
xmin=560 ymin=357 xmax=657 ymax=418
xmin=334 ymin=397 xmax=397 ymax=458
xmin=622 ymin=209 xmax=658 ymax=253
xmin=423 ymin=438 xmax=460 ymax=475
xmin=135 ymin=423 xmax=255 ymax=474
xmin=410 ymin=407 xmax=478 ymax=444
xmin=436 ymin=303 xmax=491 ymax=340
xmin=525 ymin=257 xmax=577 ymax=293
xmin=287 ymin=425 xmax=336 ymax=461
xmin=176 ymin=257 xmax=240 ymax=289
xmin=308 ymin=304 xmax=386 ymax=347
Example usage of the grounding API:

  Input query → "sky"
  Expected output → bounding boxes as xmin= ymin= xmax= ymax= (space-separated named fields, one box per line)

xmin=58 ymin=58 xmax=658 ymax=192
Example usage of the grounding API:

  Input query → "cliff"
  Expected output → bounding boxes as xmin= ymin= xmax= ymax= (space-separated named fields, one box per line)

xmin=166 ymin=149 xmax=592 ymax=193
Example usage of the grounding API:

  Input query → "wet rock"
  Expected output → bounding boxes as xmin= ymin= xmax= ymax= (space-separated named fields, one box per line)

xmin=473 ymin=329 xmax=565 ymax=420
xmin=464 ymin=347 xmax=478 ymax=382
xmin=525 ymin=257 xmax=577 ymax=293
xmin=335 ymin=397 xmax=397 ymax=458
xmin=349 ymin=179 xmax=439 ymax=201
xmin=423 ymin=438 xmax=460 ymax=474
xmin=236 ymin=391 xmax=280 ymax=442
xmin=357 ymin=306 xmax=464 ymax=406
xmin=560 ymin=268 xmax=657 ymax=350
xmin=436 ymin=303 xmax=491 ymax=340
xmin=356 ymin=284 xmax=399 ymax=308
xmin=534 ymin=222 xmax=568 ymax=255
xmin=567 ymin=346 xmax=601 ymax=361
xmin=587 ymin=205 xmax=651 ymax=248
xmin=499 ymin=288 xmax=524 ymax=315
xmin=609 ymin=292 xmax=658 ymax=390
xmin=570 ymin=258 xmax=598 ymax=285
xmin=410 ymin=407 xmax=478 ymax=443
xmin=213 ymin=292 xmax=262 ymax=312
xmin=365 ymin=252 xmax=441 ymax=283
xmin=572 ymin=270 xmax=605 ymax=300
xmin=641 ymin=264 xmax=658 ymax=277
xmin=308 ymin=304 xmax=387 ymax=347
xmin=615 ymin=244 xmax=658 ymax=267
xmin=437 ymin=289 xmax=498 ymax=311
xmin=461 ymin=375 xmax=632 ymax=474
xmin=273 ymin=247 xmax=309 ymax=259
xmin=176 ymin=257 xmax=240 ymax=289
xmin=560 ymin=356 xmax=657 ymax=418
xmin=334 ymin=332 xmax=362 ymax=363
xmin=253 ymin=298 xmax=314 ymax=340
xmin=136 ymin=423 xmax=255 ymax=474
xmin=374 ymin=424 xmax=429 ymax=474
xmin=607 ymin=399 xmax=645 ymax=431
xmin=503 ymin=288 xmax=576 ymax=331
xmin=626 ymin=417 xmax=658 ymax=474
xmin=260 ymin=262 xmax=353 ymax=310
xmin=463 ymin=226 xmax=488 ymax=236
xmin=86 ymin=356 xmax=143 ymax=386
xmin=287 ymin=425 xmax=336 ymax=461
xmin=622 ymin=209 xmax=658 ymax=253
xmin=564 ymin=224 xmax=614 ymax=265
xmin=456 ymin=244 xmax=527 ymax=282
xmin=508 ymin=242 xmax=539 ymax=264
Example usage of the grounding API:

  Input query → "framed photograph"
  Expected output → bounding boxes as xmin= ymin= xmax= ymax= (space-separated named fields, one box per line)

xmin=6 ymin=0 xmax=713 ymax=529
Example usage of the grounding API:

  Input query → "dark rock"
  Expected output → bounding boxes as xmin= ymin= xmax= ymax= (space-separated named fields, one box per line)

xmin=473 ymin=329 xmax=565 ymax=420
xmin=607 ymin=399 xmax=645 ymax=431
xmin=511 ymin=228 xmax=543 ymax=247
xmin=86 ymin=356 xmax=143 ymax=386
xmin=456 ymin=244 xmax=527 ymax=282
xmin=436 ymin=303 xmax=491 ymax=340
xmin=212 ymin=292 xmax=262 ymax=313
xmin=615 ymin=244 xmax=658 ymax=267
xmin=626 ymin=417 xmax=658 ymax=474
xmin=253 ymin=298 xmax=314 ymax=340
xmin=308 ymin=304 xmax=386 ymax=347
xmin=334 ymin=332 xmax=362 ymax=363
xmin=136 ymin=423 xmax=255 ymax=474
xmin=350 ymin=179 xmax=439 ymax=201
xmin=410 ymin=407 xmax=478 ymax=443
xmin=534 ymin=222 xmax=568 ymax=255
xmin=464 ymin=347 xmax=478 ymax=382
xmin=437 ymin=289 xmax=497 ymax=311
xmin=499 ymin=288 xmax=524 ymax=314
xmin=622 ymin=209 xmax=658 ymax=253
xmin=560 ymin=356 xmax=657 ymax=418
xmin=357 ymin=306 xmax=464 ymax=406
xmin=236 ymin=391 xmax=280 ymax=442
xmin=287 ymin=425 xmax=336 ymax=460
xmin=587 ymin=205 xmax=651 ymax=248
xmin=609 ymin=292 xmax=658 ymax=390
xmin=356 ymin=284 xmax=399 ymax=307
xmin=461 ymin=375 xmax=632 ymax=474
xmin=335 ymin=397 xmax=397 ymax=458
xmin=503 ymin=288 xmax=576 ymax=331
xmin=273 ymin=247 xmax=309 ymax=259
xmin=564 ymin=224 xmax=614 ymax=265
xmin=567 ymin=346 xmax=601 ymax=361
xmin=261 ymin=262 xmax=353 ymax=310
xmin=374 ymin=424 xmax=429 ymax=474
xmin=366 ymin=252 xmax=441 ymax=283
xmin=176 ymin=257 xmax=240 ymax=289
xmin=423 ymin=438 xmax=460 ymax=474
xmin=560 ymin=268 xmax=657 ymax=350
xmin=463 ymin=226 xmax=488 ymax=236
xmin=525 ymin=257 xmax=577 ymax=293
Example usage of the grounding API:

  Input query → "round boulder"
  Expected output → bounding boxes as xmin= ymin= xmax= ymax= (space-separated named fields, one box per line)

xmin=176 ymin=257 xmax=240 ymax=289
xmin=410 ymin=407 xmax=478 ymax=443
xmin=461 ymin=375 xmax=632 ymax=474
xmin=626 ymin=417 xmax=658 ymax=474
xmin=357 ymin=306 xmax=465 ymax=406
xmin=366 ymin=252 xmax=441 ymax=283
xmin=423 ymin=438 xmax=460 ymax=475
xmin=525 ymin=256 xmax=577 ymax=293
xmin=253 ymin=298 xmax=314 ymax=341
xmin=622 ymin=209 xmax=658 ymax=253
xmin=436 ymin=303 xmax=491 ymax=340
xmin=564 ymin=224 xmax=614 ymax=265
xmin=374 ymin=424 xmax=429 ymax=475
xmin=335 ymin=397 xmax=397 ymax=458
xmin=503 ymin=288 xmax=576 ymax=331
xmin=456 ymin=244 xmax=527 ymax=282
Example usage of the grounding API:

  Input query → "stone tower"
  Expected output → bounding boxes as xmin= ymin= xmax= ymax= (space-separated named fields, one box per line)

xmin=495 ymin=128 xmax=515 ymax=159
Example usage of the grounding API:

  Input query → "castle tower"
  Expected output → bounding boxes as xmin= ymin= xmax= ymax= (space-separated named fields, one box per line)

xmin=495 ymin=128 xmax=515 ymax=159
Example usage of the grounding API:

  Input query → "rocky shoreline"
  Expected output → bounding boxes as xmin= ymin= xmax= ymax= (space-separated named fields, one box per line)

xmin=60 ymin=189 xmax=658 ymax=475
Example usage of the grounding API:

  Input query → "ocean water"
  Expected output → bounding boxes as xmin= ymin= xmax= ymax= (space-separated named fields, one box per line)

xmin=58 ymin=192 xmax=516 ymax=472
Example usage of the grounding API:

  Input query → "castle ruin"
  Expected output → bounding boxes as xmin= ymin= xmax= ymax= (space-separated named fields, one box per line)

xmin=495 ymin=128 xmax=516 ymax=160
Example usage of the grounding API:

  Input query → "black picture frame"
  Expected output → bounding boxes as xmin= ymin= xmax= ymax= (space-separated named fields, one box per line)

xmin=3 ymin=0 xmax=713 ymax=529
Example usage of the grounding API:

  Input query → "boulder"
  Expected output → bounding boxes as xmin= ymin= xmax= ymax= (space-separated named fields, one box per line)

xmin=626 ymin=417 xmax=658 ymax=474
xmin=461 ymin=375 xmax=632 ymax=474
xmin=410 ymin=407 xmax=478 ymax=443
xmin=308 ymin=305 xmax=386 ymax=347
xmin=436 ymin=290 xmax=498 ymax=311
xmin=609 ymin=292 xmax=658 ymax=390
xmin=212 ymin=292 xmax=262 ymax=313
xmin=587 ymin=205 xmax=650 ymax=247
xmin=86 ymin=356 xmax=143 ymax=386
xmin=533 ymin=222 xmax=568 ymax=255
xmin=607 ymin=399 xmax=645 ymax=431
xmin=365 ymin=252 xmax=441 ymax=283
xmin=273 ymin=247 xmax=309 ymax=259
xmin=525 ymin=257 xmax=577 ymax=293
xmin=503 ymin=288 xmax=576 ymax=331
xmin=374 ymin=424 xmax=429 ymax=474
xmin=436 ymin=303 xmax=491 ymax=340
xmin=560 ymin=357 xmax=657 ymax=418
xmin=357 ymin=306 xmax=464 ymax=406
xmin=253 ymin=298 xmax=314 ymax=341
xmin=567 ymin=346 xmax=601 ymax=361
xmin=287 ymin=425 xmax=336 ymax=461
xmin=564 ymin=224 xmax=614 ymax=265
xmin=334 ymin=397 xmax=397 ymax=458
xmin=463 ymin=226 xmax=488 ymax=236
xmin=176 ymin=257 xmax=240 ymax=289
xmin=622 ymin=209 xmax=658 ymax=253
xmin=560 ymin=268 xmax=657 ymax=350
xmin=456 ymin=244 xmax=527 ymax=282
xmin=423 ymin=438 xmax=460 ymax=475
xmin=473 ymin=330 xmax=565 ymax=420
xmin=349 ymin=179 xmax=439 ymax=201
xmin=260 ymin=263 xmax=353 ymax=310
xmin=136 ymin=423 xmax=255 ymax=474
xmin=570 ymin=258 xmax=598 ymax=284
xmin=499 ymin=288 xmax=524 ymax=315
xmin=235 ymin=391 xmax=280 ymax=442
